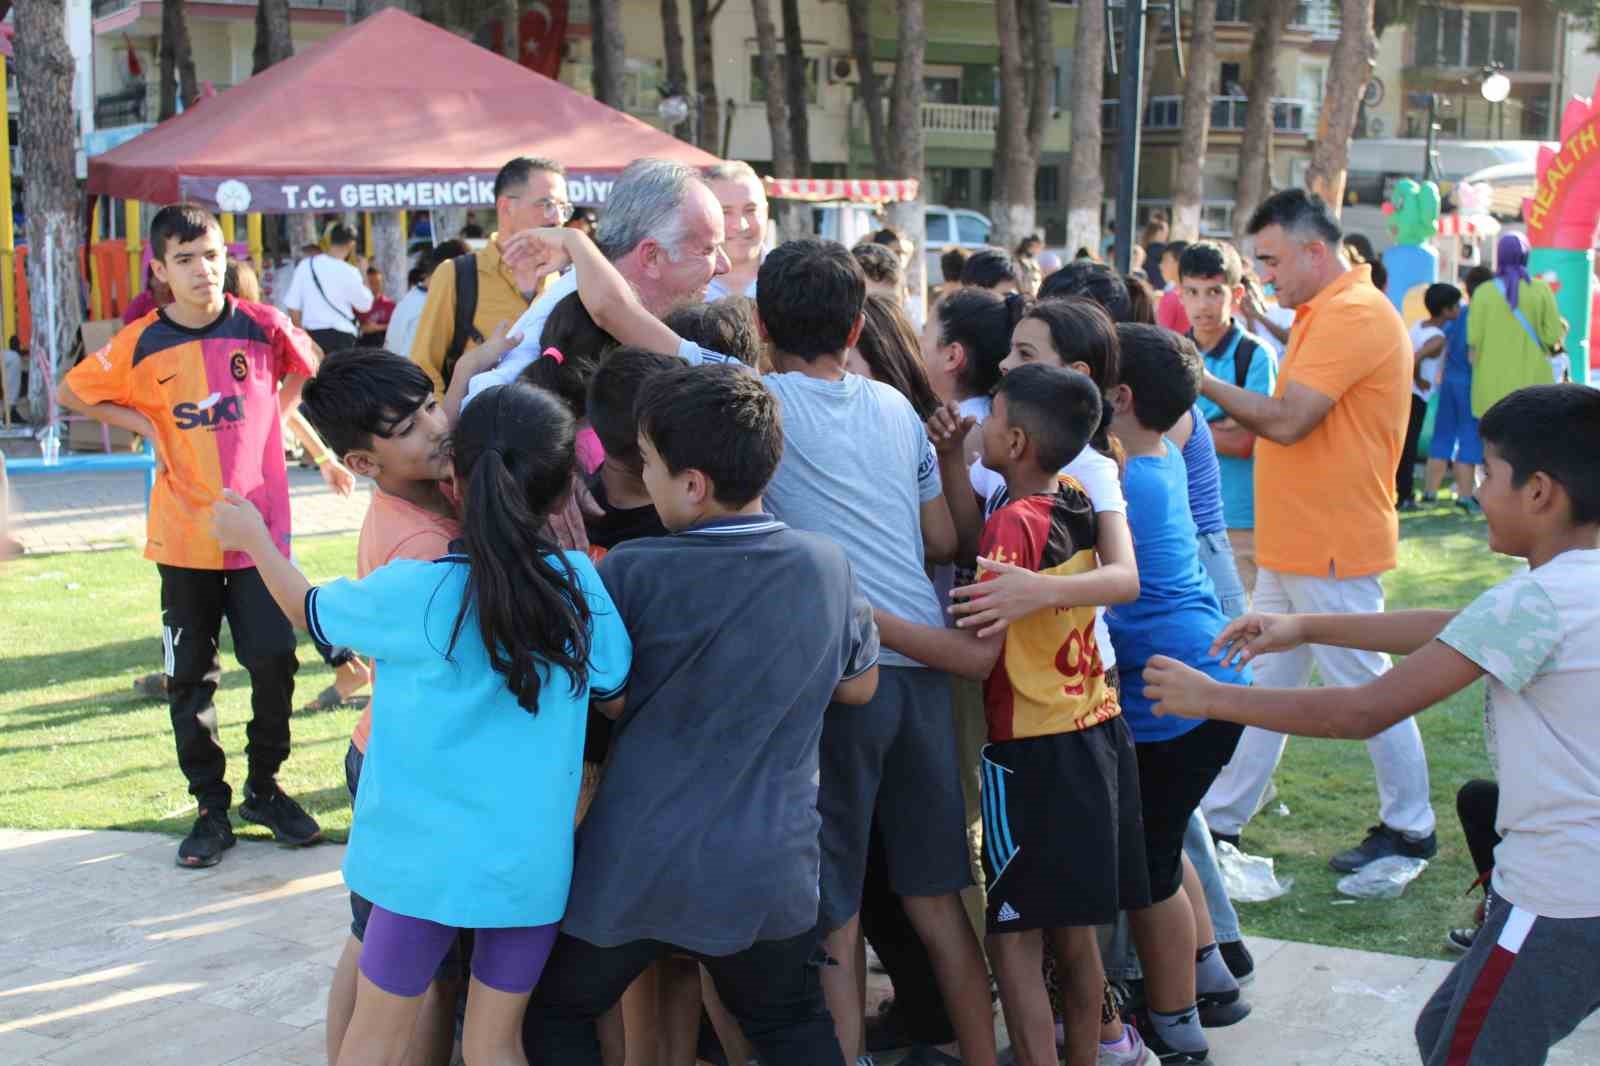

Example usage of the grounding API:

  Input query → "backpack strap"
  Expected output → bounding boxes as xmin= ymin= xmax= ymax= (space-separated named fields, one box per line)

xmin=1232 ymin=332 xmax=1258 ymax=390
xmin=441 ymin=253 xmax=483 ymax=389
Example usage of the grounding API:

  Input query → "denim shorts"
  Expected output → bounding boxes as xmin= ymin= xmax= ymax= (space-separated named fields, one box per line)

xmin=344 ymin=741 xmax=465 ymax=979
xmin=1197 ymin=530 xmax=1248 ymax=620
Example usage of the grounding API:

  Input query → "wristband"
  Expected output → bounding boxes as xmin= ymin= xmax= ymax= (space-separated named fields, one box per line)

xmin=310 ymin=451 xmax=331 ymax=466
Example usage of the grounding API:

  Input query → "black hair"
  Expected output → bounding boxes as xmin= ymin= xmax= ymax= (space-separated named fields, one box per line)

xmin=1021 ymin=298 xmax=1124 ymax=469
xmin=1014 ymin=234 xmax=1044 ymax=258
xmin=448 ymin=382 xmax=589 ymax=714
xmin=1478 ymin=384 xmax=1600 ymax=524
xmin=665 ymin=298 xmax=762 ymax=368
xmin=871 ymin=225 xmax=910 ymax=250
xmin=1178 ymin=240 xmax=1242 ymax=286
xmin=940 ymin=246 xmax=971 ymax=283
xmin=494 ymin=156 xmax=565 ymax=199
xmin=961 ymin=248 xmax=1021 ymax=289
xmin=852 ymin=242 xmax=902 ymax=287
xmin=520 ymin=292 xmax=617 ymax=418
xmin=328 ymin=224 xmax=357 ymax=248
xmin=1369 ymin=258 xmax=1390 ymax=291
xmin=1115 ymin=323 xmax=1203 ymax=433
xmin=856 ymin=293 xmax=942 ymax=418
xmin=1162 ymin=239 xmax=1190 ymax=263
xmin=432 ymin=238 xmax=470 ymax=264
xmin=407 ymin=265 xmax=429 ymax=288
xmin=997 ymin=363 xmax=1103 ymax=473
xmin=1464 ymin=265 xmax=1495 ymax=296
xmin=636 ymin=362 xmax=784 ymax=507
xmin=460 ymin=223 xmax=487 ymax=240
xmin=756 ymin=238 xmax=865 ymax=360
xmin=1343 ymin=233 xmax=1378 ymax=264
xmin=1124 ymin=274 xmax=1157 ymax=324
xmin=937 ymin=287 xmax=1028 ymax=398
xmin=1246 ymin=188 xmax=1343 ymax=245
xmin=150 ymin=202 xmax=221 ymax=260
xmin=1144 ymin=241 xmax=1167 ymax=268
xmin=299 ymin=348 xmax=436 ymax=460
xmin=586 ymin=346 xmax=684 ymax=469
xmin=1425 ymin=282 xmax=1463 ymax=318
xmin=1039 ymin=260 xmax=1133 ymax=322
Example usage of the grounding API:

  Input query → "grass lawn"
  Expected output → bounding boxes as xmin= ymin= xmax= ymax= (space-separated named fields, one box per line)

xmin=1 ymin=503 xmax=1516 ymax=960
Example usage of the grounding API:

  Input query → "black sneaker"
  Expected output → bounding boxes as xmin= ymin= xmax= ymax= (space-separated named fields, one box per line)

xmin=1397 ymin=498 xmax=1419 ymax=512
xmin=1196 ymin=992 xmax=1251 ymax=1029
xmin=1209 ymin=830 xmax=1240 ymax=852
xmin=1445 ymin=926 xmax=1477 ymax=954
xmin=1218 ymin=940 xmax=1254 ymax=985
xmin=240 ymin=784 xmax=323 ymax=846
xmin=863 ymin=1000 xmax=914 ymax=1055
xmin=1134 ymin=1010 xmax=1209 ymax=1065
xmin=1328 ymin=824 xmax=1437 ymax=873
xmin=177 ymin=807 xmax=236 ymax=868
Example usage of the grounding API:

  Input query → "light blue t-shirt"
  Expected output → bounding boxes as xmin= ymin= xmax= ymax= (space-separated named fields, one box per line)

xmin=1106 ymin=441 xmax=1249 ymax=741
xmin=762 ymin=372 xmax=945 ymax=668
xmin=307 ymin=550 xmax=631 ymax=928
xmin=1193 ymin=324 xmax=1277 ymax=530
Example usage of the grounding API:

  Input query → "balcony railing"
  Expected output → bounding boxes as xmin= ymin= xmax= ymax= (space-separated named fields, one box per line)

xmin=1103 ymin=95 xmax=1313 ymax=134
xmin=94 ymin=87 xmax=148 ymax=129
xmin=94 ymin=0 xmax=351 ymax=17
xmin=921 ymin=102 xmax=999 ymax=134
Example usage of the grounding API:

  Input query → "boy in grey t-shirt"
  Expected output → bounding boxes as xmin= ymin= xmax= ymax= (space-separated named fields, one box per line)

xmin=523 ymin=365 xmax=878 ymax=1066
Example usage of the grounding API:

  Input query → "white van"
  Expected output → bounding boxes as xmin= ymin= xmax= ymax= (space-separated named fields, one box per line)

xmin=812 ymin=204 xmax=993 ymax=280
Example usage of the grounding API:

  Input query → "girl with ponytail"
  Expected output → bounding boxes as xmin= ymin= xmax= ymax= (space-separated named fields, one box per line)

xmin=211 ymin=380 xmax=631 ymax=1066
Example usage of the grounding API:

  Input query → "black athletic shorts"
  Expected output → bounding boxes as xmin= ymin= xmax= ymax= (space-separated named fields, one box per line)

xmin=981 ymin=717 xmax=1151 ymax=932
xmin=1134 ymin=718 xmax=1244 ymax=902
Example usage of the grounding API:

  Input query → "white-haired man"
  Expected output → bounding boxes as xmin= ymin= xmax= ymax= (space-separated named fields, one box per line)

xmin=705 ymin=160 xmax=768 ymax=301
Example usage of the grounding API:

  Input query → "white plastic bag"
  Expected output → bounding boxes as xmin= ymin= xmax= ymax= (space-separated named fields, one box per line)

xmin=1336 ymin=856 xmax=1429 ymax=900
xmin=1216 ymin=841 xmax=1294 ymax=903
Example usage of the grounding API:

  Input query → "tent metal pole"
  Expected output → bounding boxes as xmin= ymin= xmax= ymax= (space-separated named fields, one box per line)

xmin=220 ymin=213 xmax=237 ymax=243
xmin=0 ymin=49 xmax=12 ymax=355
xmin=247 ymin=212 xmax=264 ymax=273
xmin=89 ymin=199 xmax=104 ymax=321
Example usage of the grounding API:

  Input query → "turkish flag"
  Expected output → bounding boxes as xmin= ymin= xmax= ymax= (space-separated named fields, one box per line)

xmin=519 ymin=0 xmax=568 ymax=80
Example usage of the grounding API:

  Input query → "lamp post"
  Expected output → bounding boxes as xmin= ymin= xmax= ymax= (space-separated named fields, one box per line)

xmin=1480 ymin=64 xmax=1510 ymax=140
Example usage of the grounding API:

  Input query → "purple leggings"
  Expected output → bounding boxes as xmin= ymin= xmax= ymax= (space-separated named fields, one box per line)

xmin=360 ymin=905 xmax=559 ymax=998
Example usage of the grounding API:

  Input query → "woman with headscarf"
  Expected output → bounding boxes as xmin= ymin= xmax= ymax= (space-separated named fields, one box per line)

xmin=1467 ymin=232 xmax=1566 ymax=416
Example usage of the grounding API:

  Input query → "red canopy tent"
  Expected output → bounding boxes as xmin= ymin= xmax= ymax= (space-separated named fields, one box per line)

xmin=86 ymin=7 xmax=722 ymax=213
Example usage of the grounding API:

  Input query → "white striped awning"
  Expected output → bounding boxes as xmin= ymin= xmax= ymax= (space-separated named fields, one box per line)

xmin=1437 ymin=213 xmax=1501 ymax=238
xmin=761 ymin=177 xmax=920 ymax=203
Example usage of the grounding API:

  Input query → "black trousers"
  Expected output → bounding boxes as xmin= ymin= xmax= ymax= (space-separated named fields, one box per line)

xmin=1456 ymin=778 xmax=1500 ymax=879
xmin=522 ymin=930 xmax=842 ymax=1066
xmin=1397 ymin=393 xmax=1428 ymax=503
xmin=308 ymin=328 xmax=357 ymax=354
xmin=158 ymin=565 xmax=299 ymax=811
xmin=860 ymin=821 xmax=957 ymax=1046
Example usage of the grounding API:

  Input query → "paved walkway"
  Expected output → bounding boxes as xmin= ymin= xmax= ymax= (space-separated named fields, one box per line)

xmin=2 ymin=829 xmax=1596 ymax=1065
xmin=5 ymin=465 xmax=370 ymax=557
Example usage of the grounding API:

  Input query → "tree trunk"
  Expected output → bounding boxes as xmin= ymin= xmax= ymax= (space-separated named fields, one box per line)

xmin=500 ymin=0 xmax=520 ymax=60
xmin=590 ymin=0 xmax=627 ymax=109
xmin=1234 ymin=0 xmax=1291 ymax=240
xmin=753 ymin=0 xmax=803 ymax=238
xmin=993 ymin=0 xmax=1051 ymax=249
xmin=253 ymin=0 xmax=293 ymax=74
xmin=781 ymin=0 xmax=811 ymax=175
xmin=688 ymin=0 xmax=721 ymax=152
xmin=1305 ymin=0 xmax=1377 ymax=215
xmin=659 ymin=0 xmax=692 ymax=140
xmin=847 ymin=0 xmax=889 ymax=174
xmin=159 ymin=0 xmax=199 ymax=120
xmin=1066 ymin=0 xmax=1106 ymax=259
xmin=1172 ymin=0 xmax=1218 ymax=240
xmin=888 ymin=0 xmax=926 ymax=319
xmin=15 ymin=0 xmax=83 ymax=423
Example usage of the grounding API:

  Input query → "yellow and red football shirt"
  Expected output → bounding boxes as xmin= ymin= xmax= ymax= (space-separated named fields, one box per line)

xmin=979 ymin=475 xmax=1122 ymax=741
xmin=63 ymin=297 xmax=316 ymax=570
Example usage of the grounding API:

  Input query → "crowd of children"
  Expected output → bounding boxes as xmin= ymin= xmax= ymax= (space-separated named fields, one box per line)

xmin=58 ymin=193 xmax=1600 ymax=1066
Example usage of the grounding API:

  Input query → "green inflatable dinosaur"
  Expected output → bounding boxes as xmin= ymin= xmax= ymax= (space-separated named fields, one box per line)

xmin=1387 ymin=178 xmax=1441 ymax=246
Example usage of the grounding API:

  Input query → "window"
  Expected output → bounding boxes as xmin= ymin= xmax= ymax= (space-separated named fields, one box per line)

xmin=925 ymin=75 xmax=961 ymax=104
xmin=1036 ymin=166 xmax=1060 ymax=205
xmin=979 ymin=169 xmax=994 ymax=209
xmin=950 ymin=168 xmax=973 ymax=205
xmin=1145 ymin=97 xmax=1181 ymax=128
xmin=1220 ymin=62 xmax=1243 ymax=96
xmin=749 ymin=54 xmax=820 ymax=104
xmin=958 ymin=213 xmax=990 ymax=244
xmin=1415 ymin=6 xmax=1518 ymax=70
xmin=925 ymin=213 xmax=953 ymax=243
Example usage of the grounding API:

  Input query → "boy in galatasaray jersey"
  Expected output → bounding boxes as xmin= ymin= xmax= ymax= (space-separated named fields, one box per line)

xmin=59 ymin=204 xmax=322 ymax=871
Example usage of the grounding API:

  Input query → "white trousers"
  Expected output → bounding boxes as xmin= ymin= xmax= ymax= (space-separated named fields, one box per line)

xmin=1200 ymin=565 xmax=1437 ymax=838
xmin=2 ymin=349 xmax=19 ymax=413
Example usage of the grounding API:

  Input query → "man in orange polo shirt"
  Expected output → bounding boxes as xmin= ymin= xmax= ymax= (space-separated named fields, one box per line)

xmin=1191 ymin=190 xmax=1437 ymax=873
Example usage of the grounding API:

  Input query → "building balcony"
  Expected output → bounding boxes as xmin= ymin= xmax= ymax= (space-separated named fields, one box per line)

xmin=93 ymin=0 xmax=350 ymax=20
xmin=851 ymin=100 xmax=1070 ymax=154
xmin=1103 ymin=95 xmax=1315 ymax=136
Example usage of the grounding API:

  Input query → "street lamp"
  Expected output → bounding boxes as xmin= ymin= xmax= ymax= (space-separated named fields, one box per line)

xmin=1480 ymin=67 xmax=1511 ymax=104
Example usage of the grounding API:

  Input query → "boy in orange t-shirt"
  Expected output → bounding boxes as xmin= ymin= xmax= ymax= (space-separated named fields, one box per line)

xmin=296 ymin=347 xmax=461 ymax=1066
xmin=60 ymin=203 xmax=321 ymax=869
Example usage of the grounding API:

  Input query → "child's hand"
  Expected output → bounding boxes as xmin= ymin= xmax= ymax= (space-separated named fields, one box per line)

xmin=1210 ymin=612 xmax=1303 ymax=667
xmin=501 ymin=228 xmax=572 ymax=275
xmin=949 ymin=555 xmax=1056 ymax=638
xmin=466 ymin=320 xmax=523 ymax=372
xmin=211 ymin=489 xmax=271 ymax=552
xmin=926 ymin=401 xmax=976 ymax=459
xmin=1143 ymin=655 xmax=1218 ymax=719
xmin=318 ymin=459 xmax=357 ymax=498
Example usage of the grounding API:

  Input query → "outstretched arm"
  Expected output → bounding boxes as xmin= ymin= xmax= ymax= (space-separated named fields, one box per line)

xmin=211 ymin=490 xmax=311 ymax=629
xmin=505 ymin=228 xmax=682 ymax=356
xmin=874 ymin=608 xmax=1002 ymax=682
xmin=1210 ymin=609 xmax=1459 ymax=667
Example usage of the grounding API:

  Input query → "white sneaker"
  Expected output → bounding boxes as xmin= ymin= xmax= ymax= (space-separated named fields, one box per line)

xmin=1097 ymin=1027 xmax=1158 ymax=1066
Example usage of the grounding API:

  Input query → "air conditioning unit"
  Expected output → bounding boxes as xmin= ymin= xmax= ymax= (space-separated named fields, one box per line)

xmin=827 ymin=54 xmax=859 ymax=85
xmin=1366 ymin=116 xmax=1386 ymax=137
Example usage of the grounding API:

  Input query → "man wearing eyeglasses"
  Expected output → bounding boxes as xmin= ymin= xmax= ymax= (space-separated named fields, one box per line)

xmin=410 ymin=156 xmax=572 ymax=396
